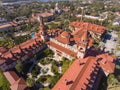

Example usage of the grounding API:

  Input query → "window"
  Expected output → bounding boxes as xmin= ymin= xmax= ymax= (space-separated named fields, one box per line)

xmin=80 ymin=48 xmax=83 ymax=50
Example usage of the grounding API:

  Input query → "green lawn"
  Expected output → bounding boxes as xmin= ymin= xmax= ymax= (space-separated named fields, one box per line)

xmin=37 ymin=75 xmax=52 ymax=84
xmin=0 ymin=71 xmax=10 ymax=90
xmin=107 ymin=85 xmax=120 ymax=90
xmin=39 ymin=58 xmax=53 ymax=65
xmin=39 ymin=87 xmax=50 ymax=90
xmin=51 ymin=60 xmax=59 ymax=74
xmin=62 ymin=59 xmax=73 ymax=74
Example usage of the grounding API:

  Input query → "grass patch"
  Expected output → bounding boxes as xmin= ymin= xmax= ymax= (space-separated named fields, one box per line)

xmin=61 ymin=58 xmax=73 ymax=74
xmin=36 ymin=75 xmax=52 ymax=84
xmin=0 ymin=70 xmax=10 ymax=90
xmin=39 ymin=58 xmax=53 ymax=65
xmin=39 ymin=87 xmax=50 ymax=90
xmin=43 ymin=48 xmax=54 ymax=57
xmin=31 ymin=65 xmax=41 ymax=78
xmin=51 ymin=60 xmax=59 ymax=74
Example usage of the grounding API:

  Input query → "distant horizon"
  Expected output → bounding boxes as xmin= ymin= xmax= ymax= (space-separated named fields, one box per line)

xmin=1 ymin=0 xmax=71 ymax=3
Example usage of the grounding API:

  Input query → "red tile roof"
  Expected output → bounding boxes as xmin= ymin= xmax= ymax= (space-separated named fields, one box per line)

xmin=52 ymin=56 xmax=99 ymax=90
xmin=47 ymin=41 xmax=77 ymax=57
xmin=97 ymin=54 xmax=115 ymax=73
xmin=0 ymin=46 xmax=8 ymax=55
xmin=70 ymin=57 xmax=98 ymax=90
xmin=52 ymin=58 xmax=85 ymax=90
xmin=0 ymin=38 xmax=42 ymax=65
xmin=81 ymin=30 xmax=88 ymax=42
xmin=33 ymin=12 xmax=54 ymax=18
xmin=10 ymin=78 xmax=27 ymax=90
xmin=52 ymin=54 xmax=116 ymax=90
xmin=70 ymin=21 xmax=106 ymax=34
xmin=39 ymin=12 xmax=54 ymax=18
xmin=55 ymin=31 xmax=71 ymax=44
xmin=88 ymin=38 xmax=94 ymax=47
xmin=4 ymin=71 xmax=19 ymax=85
xmin=0 ymin=22 xmax=13 ymax=29
xmin=55 ymin=36 xmax=70 ymax=45
xmin=0 ymin=22 xmax=19 ymax=29
xmin=61 ymin=31 xmax=70 ymax=38
xmin=4 ymin=71 xmax=27 ymax=90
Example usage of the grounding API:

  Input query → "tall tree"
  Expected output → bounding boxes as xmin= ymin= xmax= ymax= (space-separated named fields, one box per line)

xmin=15 ymin=60 xmax=23 ymax=74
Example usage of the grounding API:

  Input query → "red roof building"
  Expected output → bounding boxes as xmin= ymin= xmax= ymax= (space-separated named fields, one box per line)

xmin=0 ymin=46 xmax=8 ymax=56
xmin=70 ymin=21 xmax=106 ymax=34
xmin=32 ymin=12 xmax=54 ymax=19
xmin=97 ymin=54 xmax=116 ymax=75
xmin=4 ymin=71 xmax=27 ymax=90
xmin=52 ymin=54 xmax=115 ymax=90
xmin=0 ymin=38 xmax=46 ymax=71
xmin=47 ymin=27 xmax=94 ymax=59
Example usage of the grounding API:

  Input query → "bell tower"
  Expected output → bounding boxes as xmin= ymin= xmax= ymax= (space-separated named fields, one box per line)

xmin=37 ymin=16 xmax=46 ymax=41
xmin=77 ymin=30 xmax=88 ymax=58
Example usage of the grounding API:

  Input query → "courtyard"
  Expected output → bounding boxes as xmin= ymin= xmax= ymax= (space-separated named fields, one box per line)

xmin=25 ymin=48 xmax=73 ymax=90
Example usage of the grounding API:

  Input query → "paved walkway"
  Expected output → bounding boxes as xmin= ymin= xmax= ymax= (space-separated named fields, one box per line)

xmin=27 ymin=57 xmax=62 ymax=87
xmin=58 ymin=67 xmax=62 ymax=74
xmin=35 ymin=63 xmax=54 ymax=81
xmin=43 ymin=83 xmax=50 ymax=87
xmin=48 ymin=56 xmax=62 ymax=74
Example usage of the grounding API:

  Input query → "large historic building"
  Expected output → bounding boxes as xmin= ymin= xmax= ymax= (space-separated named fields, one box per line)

xmin=43 ymin=19 xmax=106 ymax=60
xmin=0 ymin=15 xmax=116 ymax=90
xmin=52 ymin=54 xmax=115 ymax=90
xmin=0 ymin=38 xmax=46 ymax=71
xmin=36 ymin=17 xmax=115 ymax=90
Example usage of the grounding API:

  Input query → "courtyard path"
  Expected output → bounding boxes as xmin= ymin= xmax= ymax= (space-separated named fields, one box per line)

xmin=35 ymin=63 xmax=54 ymax=81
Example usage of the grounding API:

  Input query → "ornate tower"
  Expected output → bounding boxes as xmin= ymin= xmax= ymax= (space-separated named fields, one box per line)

xmin=55 ymin=3 xmax=59 ymax=11
xmin=37 ymin=16 xmax=46 ymax=41
xmin=54 ymin=2 xmax=62 ymax=14
xmin=77 ymin=30 xmax=88 ymax=58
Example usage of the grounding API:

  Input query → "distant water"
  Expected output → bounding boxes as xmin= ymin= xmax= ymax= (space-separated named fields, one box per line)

xmin=2 ymin=0 xmax=71 ymax=5
xmin=2 ymin=0 xmax=50 ymax=5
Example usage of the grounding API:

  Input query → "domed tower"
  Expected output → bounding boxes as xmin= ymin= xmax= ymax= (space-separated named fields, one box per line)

xmin=54 ymin=2 xmax=62 ymax=14
xmin=37 ymin=16 xmax=46 ymax=41
xmin=55 ymin=3 xmax=58 ymax=11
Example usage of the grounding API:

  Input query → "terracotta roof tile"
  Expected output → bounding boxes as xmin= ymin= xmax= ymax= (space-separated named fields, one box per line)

xmin=1 ymin=38 xmax=43 ymax=65
xmin=33 ymin=12 xmax=54 ymax=18
xmin=52 ymin=57 xmax=99 ymax=90
xmin=0 ymin=47 xmax=8 ymax=55
xmin=70 ymin=21 xmax=106 ymax=34
xmin=70 ymin=57 xmax=98 ymax=90
xmin=97 ymin=54 xmax=115 ymax=73
xmin=55 ymin=31 xmax=71 ymax=44
xmin=10 ymin=78 xmax=27 ymax=90
xmin=55 ymin=36 xmax=70 ymax=45
xmin=3 ymin=71 xmax=19 ymax=85
xmin=47 ymin=41 xmax=77 ymax=57
xmin=0 ymin=22 xmax=13 ymax=29
xmin=61 ymin=31 xmax=70 ymax=38
xmin=52 ymin=58 xmax=84 ymax=90
xmin=4 ymin=71 xmax=27 ymax=90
